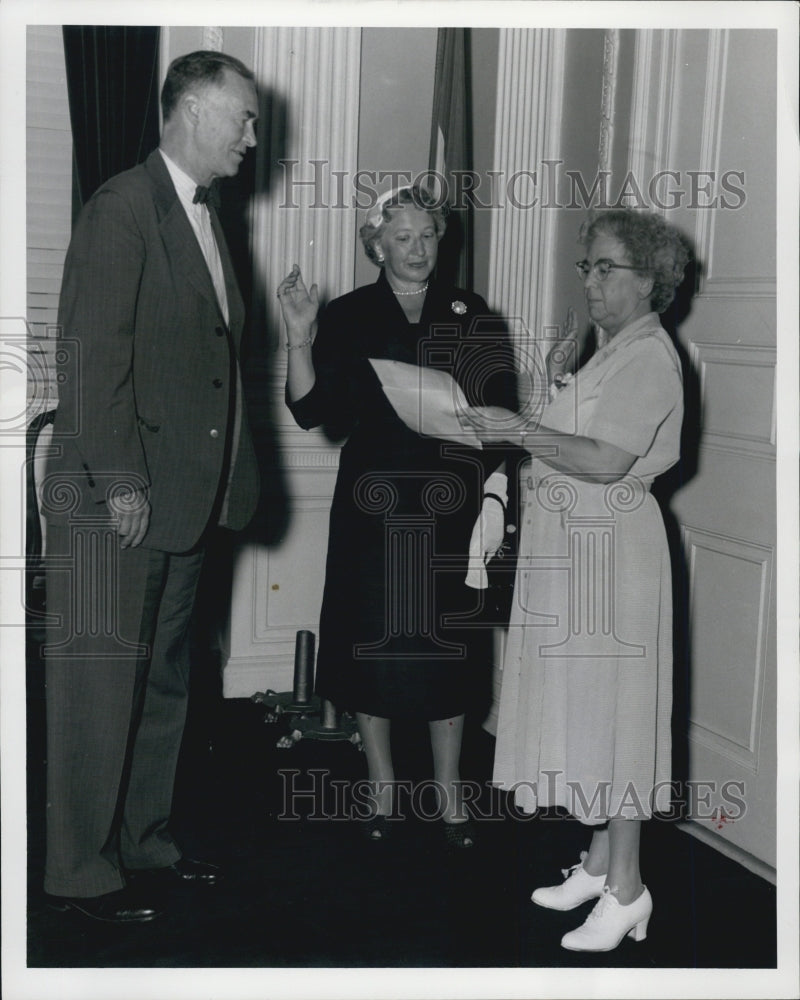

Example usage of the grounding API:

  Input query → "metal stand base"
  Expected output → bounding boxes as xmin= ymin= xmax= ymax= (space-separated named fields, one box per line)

xmin=251 ymin=690 xmax=361 ymax=749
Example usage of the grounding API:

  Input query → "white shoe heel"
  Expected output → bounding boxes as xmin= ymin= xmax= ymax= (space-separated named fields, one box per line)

xmin=561 ymin=885 xmax=653 ymax=952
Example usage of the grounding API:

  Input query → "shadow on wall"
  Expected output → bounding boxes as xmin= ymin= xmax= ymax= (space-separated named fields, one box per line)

xmin=218 ymin=84 xmax=292 ymax=551
xmin=652 ymin=243 xmax=703 ymax=802
xmin=192 ymin=85 xmax=292 ymax=660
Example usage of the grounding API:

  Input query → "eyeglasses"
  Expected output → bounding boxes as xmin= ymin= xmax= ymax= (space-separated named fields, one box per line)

xmin=575 ymin=259 xmax=643 ymax=282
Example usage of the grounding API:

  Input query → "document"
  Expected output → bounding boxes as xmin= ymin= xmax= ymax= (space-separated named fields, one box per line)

xmin=368 ymin=358 xmax=482 ymax=448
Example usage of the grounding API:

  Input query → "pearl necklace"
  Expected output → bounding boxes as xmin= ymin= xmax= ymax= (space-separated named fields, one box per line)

xmin=391 ymin=282 xmax=429 ymax=296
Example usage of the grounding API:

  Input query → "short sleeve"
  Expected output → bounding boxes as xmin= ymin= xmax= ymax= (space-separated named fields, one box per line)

xmin=585 ymin=338 xmax=682 ymax=457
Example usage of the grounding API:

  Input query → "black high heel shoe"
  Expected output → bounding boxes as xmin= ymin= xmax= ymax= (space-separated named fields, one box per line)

xmin=441 ymin=818 xmax=477 ymax=849
xmin=362 ymin=814 xmax=393 ymax=842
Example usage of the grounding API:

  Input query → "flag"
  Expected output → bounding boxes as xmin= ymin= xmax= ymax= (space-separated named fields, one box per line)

xmin=429 ymin=28 xmax=473 ymax=289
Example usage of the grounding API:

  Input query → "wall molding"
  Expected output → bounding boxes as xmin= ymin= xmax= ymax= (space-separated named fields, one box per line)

xmin=628 ymin=28 xmax=679 ymax=202
xmin=690 ymin=341 xmax=776 ymax=455
xmin=251 ymin=27 xmax=362 ymax=354
xmin=280 ymin=449 xmax=341 ymax=470
xmin=598 ymin=29 xmax=619 ymax=174
xmin=677 ymin=820 xmax=775 ymax=885
xmin=695 ymin=29 xmax=728 ymax=290
xmin=681 ymin=523 xmax=772 ymax=771
xmin=487 ymin=28 xmax=566 ymax=372
xmin=223 ymin=28 xmax=361 ymax=699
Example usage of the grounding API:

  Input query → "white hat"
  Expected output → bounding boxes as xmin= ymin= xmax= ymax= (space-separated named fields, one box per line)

xmin=365 ymin=186 xmax=412 ymax=229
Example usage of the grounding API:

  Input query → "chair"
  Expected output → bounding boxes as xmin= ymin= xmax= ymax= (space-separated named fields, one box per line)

xmin=26 ymin=409 xmax=56 ymax=617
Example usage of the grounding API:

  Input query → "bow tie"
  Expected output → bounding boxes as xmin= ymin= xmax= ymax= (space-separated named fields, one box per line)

xmin=193 ymin=183 xmax=220 ymax=209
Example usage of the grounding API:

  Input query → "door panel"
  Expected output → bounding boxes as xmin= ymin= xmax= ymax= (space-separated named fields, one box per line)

xmin=658 ymin=29 xmax=777 ymax=869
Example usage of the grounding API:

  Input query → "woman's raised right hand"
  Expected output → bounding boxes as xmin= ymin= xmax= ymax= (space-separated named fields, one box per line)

xmin=546 ymin=306 xmax=583 ymax=382
xmin=277 ymin=264 xmax=319 ymax=341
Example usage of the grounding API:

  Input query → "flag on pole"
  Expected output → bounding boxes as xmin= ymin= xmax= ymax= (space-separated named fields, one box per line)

xmin=429 ymin=28 xmax=472 ymax=289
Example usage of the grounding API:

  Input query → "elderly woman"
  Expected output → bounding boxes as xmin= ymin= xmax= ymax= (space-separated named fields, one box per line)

xmin=277 ymin=186 xmax=516 ymax=846
xmin=466 ymin=209 xmax=689 ymax=950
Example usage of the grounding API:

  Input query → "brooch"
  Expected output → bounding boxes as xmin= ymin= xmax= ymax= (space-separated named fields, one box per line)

xmin=451 ymin=300 xmax=467 ymax=315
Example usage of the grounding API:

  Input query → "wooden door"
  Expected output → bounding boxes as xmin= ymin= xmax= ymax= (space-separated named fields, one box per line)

xmin=632 ymin=29 xmax=777 ymax=875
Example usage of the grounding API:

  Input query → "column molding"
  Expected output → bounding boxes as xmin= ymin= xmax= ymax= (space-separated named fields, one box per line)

xmin=598 ymin=29 xmax=620 ymax=174
xmin=487 ymin=28 xmax=566 ymax=375
xmin=223 ymin=27 xmax=362 ymax=698
xmin=251 ymin=26 xmax=362 ymax=359
xmin=627 ymin=28 xmax=680 ymax=204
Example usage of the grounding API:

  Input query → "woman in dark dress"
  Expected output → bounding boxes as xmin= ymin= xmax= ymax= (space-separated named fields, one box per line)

xmin=277 ymin=186 xmax=516 ymax=845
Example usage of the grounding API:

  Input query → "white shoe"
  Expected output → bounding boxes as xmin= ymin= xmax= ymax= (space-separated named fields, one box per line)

xmin=531 ymin=852 xmax=607 ymax=910
xmin=561 ymin=885 xmax=653 ymax=952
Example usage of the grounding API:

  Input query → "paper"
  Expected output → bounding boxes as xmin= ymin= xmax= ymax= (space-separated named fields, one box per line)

xmin=368 ymin=358 xmax=482 ymax=449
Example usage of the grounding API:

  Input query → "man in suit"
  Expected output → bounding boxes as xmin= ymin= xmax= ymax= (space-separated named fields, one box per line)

xmin=41 ymin=50 xmax=261 ymax=922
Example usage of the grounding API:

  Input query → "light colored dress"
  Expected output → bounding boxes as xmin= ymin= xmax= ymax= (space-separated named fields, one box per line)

xmin=493 ymin=312 xmax=683 ymax=824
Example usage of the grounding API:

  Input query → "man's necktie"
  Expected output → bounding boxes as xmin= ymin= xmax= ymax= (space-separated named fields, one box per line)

xmin=193 ymin=183 xmax=221 ymax=209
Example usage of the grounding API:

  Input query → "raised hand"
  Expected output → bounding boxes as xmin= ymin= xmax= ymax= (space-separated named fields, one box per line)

xmin=546 ymin=306 xmax=585 ymax=383
xmin=277 ymin=264 xmax=319 ymax=343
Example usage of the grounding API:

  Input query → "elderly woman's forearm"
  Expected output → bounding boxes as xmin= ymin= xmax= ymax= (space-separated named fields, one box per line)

xmin=523 ymin=428 xmax=636 ymax=483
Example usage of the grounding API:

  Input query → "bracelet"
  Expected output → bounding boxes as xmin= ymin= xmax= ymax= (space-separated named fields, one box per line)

xmin=284 ymin=335 xmax=313 ymax=351
xmin=483 ymin=492 xmax=507 ymax=511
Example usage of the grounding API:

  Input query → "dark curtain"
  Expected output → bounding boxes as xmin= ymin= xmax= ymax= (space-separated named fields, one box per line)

xmin=62 ymin=26 xmax=161 ymax=217
xmin=428 ymin=28 xmax=473 ymax=289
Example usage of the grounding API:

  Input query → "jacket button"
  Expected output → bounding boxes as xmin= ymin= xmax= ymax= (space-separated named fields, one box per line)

xmin=213 ymin=378 xmax=223 ymax=388
xmin=215 ymin=326 xmax=225 ymax=337
xmin=210 ymin=429 xmax=219 ymax=438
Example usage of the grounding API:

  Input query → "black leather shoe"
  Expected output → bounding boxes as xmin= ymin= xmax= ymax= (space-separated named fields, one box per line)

xmin=127 ymin=857 xmax=222 ymax=885
xmin=45 ymin=886 xmax=164 ymax=923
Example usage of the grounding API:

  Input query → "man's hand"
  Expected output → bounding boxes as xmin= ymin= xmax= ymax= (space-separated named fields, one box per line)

xmin=108 ymin=488 xmax=151 ymax=548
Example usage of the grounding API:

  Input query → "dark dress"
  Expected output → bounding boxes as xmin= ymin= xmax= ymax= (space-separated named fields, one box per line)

xmin=288 ymin=271 xmax=517 ymax=720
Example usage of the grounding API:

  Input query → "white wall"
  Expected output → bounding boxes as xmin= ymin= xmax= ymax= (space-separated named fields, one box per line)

xmin=354 ymin=28 xmax=437 ymax=290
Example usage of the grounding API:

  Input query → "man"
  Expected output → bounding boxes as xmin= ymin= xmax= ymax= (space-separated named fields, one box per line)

xmin=41 ymin=51 xmax=261 ymax=922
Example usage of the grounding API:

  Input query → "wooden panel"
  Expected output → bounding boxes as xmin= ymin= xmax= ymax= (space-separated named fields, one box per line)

xmin=684 ymin=527 xmax=772 ymax=768
xmin=626 ymin=28 xmax=777 ymax=870
xmin=222 ymin=468 xmax=338 ymax=697
xmin=691 ymin=342 xmax=776 ymax=455
xmin=256 ymin=501 xmax=332 ymax=636
xmin=702 ymin=30 xmax=776 ymax=294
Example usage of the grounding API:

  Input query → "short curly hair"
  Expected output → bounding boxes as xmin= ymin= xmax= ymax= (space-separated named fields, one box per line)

xmin=359 ymin=186 xmax=449 ymax=267
xmin=583 ymin=209 xmax=691 ymax=313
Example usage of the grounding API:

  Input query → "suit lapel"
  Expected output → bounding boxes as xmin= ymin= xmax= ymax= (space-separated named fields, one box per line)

xmin=145 ymin=151 xmax=239 ymax=331
xmin=209 ymin=208 xmax=245 ymax=342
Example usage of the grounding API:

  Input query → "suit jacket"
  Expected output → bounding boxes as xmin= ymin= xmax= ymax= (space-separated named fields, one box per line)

xmin=47 ymin=149 xmax=260 ymax=552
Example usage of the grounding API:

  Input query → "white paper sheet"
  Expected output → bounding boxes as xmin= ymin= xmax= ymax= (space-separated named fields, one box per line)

xmin=368 ymin=358 xmax=482 ymax=448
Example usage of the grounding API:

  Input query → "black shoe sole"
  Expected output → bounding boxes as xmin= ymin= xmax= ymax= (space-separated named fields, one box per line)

xmin=45 ymin=898 xmax=162 ymax=923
